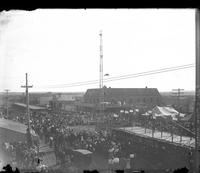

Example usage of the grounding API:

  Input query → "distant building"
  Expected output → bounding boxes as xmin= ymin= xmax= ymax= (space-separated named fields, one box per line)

xmin=49 ymin=93 xmax=84 ymax=112
xmin=0 ymin=93 xmax=23 ymax=112
xmin=78 ymin=87 xmax=164 ymax=112
xmin=39 ymin=95 xmax=53 ymax=106
xmin=28 ymin=92 xmax=53 ymax=106
xmin=28 ymin=92 xmax=84 ymax=108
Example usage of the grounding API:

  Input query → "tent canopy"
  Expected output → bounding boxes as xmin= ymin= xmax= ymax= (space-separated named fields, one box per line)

xmin=0 ymin=118 xmax=38 ymax=143
xmin=73 ymin=149 xmax=92 ymax=155
xmin=151 ymin=106 xmax=185 ymax=119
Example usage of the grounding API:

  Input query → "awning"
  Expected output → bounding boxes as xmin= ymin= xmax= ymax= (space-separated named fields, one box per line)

xmin=13 ymin=103 xmax=46 ymax=110
xmin=0 ymin=118 xmax=38 ymax=143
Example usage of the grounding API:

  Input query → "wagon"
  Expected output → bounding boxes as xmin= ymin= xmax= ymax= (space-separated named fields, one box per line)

xmin=72 ymin=149 xmax=93 ymax=170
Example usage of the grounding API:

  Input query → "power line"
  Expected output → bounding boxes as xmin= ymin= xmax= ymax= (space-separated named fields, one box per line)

xmin=37 ymin=63 xmax=194 ymax=89
xmin=35 ymin=63 xmax=194 ymax=89
xmin=103 ymin=64 xmax=194 ymax=83
xmin=103 ymin=64 xmax=194 ymax=81
xmin=36 ymin=64 xmax=194 ymax=89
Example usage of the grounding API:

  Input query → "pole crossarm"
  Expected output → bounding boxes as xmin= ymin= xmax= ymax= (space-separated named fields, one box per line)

xmin=21 ymin=85 xmax=33 ymax=88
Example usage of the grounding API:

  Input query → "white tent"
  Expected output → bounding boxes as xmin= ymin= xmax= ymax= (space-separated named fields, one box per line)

xmin=152 ymin=106 xmax=185 ymax=120
xmin=113 ymin=114 xmax=119 ymax=118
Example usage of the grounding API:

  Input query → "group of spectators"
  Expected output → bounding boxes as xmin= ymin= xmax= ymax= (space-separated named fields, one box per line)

xmin=130 ymin=111 xmax=195 ymax=138
xmin=28 ymin=111 xmax=123 ymax=165
xmin=0 ymin=110 xmax=126 ymax=168
xmin=0 ymin=107 xmax=195 ymax=171
xmin=1 ymin=141 xmax=38 ymax=169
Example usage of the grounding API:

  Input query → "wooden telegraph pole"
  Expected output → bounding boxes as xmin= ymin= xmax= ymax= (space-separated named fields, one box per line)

xmin=195 ymin=8 xmax=200 ymax=173
xmin=4 ymin=89 xmax=10 ymax=117
xmin=21 ymin=73 xmax=33 ymax=147
xmin=172 ymin=88 xmax=184 ymax=112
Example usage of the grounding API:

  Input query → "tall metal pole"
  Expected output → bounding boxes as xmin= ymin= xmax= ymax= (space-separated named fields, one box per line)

xmin=100 ymin=30 xmax=103 ymax=89
xmin=4 ymin=89 xmax=10 ymax=117
xmin=195 ymin=8 xmax=200 ymax=173
xmin=99 ymin=30 xmax=104 ymax=120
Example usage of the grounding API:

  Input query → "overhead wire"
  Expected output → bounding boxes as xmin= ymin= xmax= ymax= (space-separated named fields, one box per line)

xmin=35 ymin=63 xmax=195 ymax=89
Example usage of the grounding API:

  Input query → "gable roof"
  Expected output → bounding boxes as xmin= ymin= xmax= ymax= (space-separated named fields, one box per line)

xmin=85 ymin=88 xmax=161 ymax=97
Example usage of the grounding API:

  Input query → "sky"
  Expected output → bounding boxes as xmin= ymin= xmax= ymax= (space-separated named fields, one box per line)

xmin=0 ymin=9 xmax=195 ymax=93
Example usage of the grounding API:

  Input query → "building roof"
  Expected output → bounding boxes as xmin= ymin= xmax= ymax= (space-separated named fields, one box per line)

xmin=75 ymin=102 xmax=95 ymax=107
xmin=85 ymin=88 xmax=161 ymax=97
xmin=14 ymin=103 xmax=46 ymax=110
xmin=0 ymin=118 xmax=37 ymax=136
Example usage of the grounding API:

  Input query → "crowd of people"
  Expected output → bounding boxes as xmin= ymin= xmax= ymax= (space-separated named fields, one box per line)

xmin=0 ymin=107 xmax=195 ymax=171
xmin=28 ymin=111 xmax=123 ymax=165
xmin=0 ymin=110 xmax=126 ymax=169
xmin=1 ymin=141 xmax=38 ymax=168
xmin=129 ymin=111 xmax=195 ymax=138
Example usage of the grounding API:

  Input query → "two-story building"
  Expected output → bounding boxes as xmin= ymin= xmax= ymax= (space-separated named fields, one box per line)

xmin=77 ymin=87 xmax=164 ymax=113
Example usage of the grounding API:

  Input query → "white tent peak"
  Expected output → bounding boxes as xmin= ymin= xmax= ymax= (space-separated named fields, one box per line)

xmin=151 ymin=106 xmax=185 ymax=119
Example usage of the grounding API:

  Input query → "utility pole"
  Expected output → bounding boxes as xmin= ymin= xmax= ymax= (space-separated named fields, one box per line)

xmin=195 ymin=8 xmax=200 ymax=173
xmin=21 ymin=73 xmax=33 ymax=148
xmin=4 ymin=89 xmax=10 ymax=117
xmin=172 ymin=88 xmax=184 ymax=112
xmin=172 ymin=88 xmax=184 ymax=142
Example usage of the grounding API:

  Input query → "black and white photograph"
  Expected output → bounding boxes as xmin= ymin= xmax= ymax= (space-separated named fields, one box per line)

xmin=0 ymin=8 xmax=199 ymax=173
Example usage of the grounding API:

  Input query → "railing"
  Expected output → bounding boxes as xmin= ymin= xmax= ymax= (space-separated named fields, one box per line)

xmin=120 ymin=125 xmax=195 ymax=149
